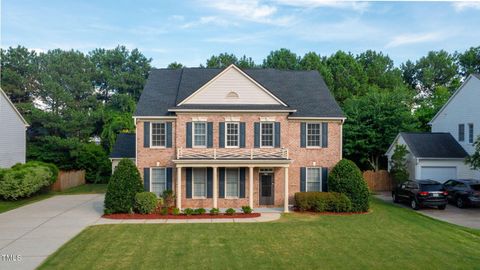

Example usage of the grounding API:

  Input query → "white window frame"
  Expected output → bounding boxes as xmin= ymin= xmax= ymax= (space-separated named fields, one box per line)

xmin=192 ymin=168 xmax=207 ymax=199
xmin=150 ymin=167 xmax=167 ymax=197
xmin=225 ymin=168 xmax=240 ymax=198
xmin=306 ymin=167 xmax=322 ymax=192
xmin=260 ymin=122 xmax=275 ymax=148
xmin=150 ymin=122 xmax=166 ymax=148
xmin=306 ymin=122 xmax=322 ymax=148
xmin=225 ymin=122 xmax=240 ymax=148
xmin=193 ymin=121 xmax=207 ymax=148
xmin=468 ymin=123 xmax=474 ymax=144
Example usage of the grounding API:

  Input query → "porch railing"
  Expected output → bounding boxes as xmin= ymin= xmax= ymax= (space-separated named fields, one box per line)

xmin=176 ymin=147 xmax=289 ymax=160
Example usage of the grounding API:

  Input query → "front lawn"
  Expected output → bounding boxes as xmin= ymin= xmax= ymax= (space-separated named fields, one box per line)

xmin=40 ymin=198 xmax=480 ymax=270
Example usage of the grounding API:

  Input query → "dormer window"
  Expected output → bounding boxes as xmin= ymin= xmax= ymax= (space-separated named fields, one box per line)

xmin=226 ymin=91 xmax=239 ymax=99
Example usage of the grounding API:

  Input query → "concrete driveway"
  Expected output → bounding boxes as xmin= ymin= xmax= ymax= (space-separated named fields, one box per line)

xmin=375 ymin=192 xmax=480 ymax=229
xmin=0 ymin=194 xmax=104 ymax=270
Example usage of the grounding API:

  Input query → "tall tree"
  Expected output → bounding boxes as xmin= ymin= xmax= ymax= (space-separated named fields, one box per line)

xmin=263 ymin=48 xmax=299 ymax=70
xmin=206 ymin=53 xmax=238 ymax=68
xmin=414 ymin=50 xmax=460 ymax=94
xmin=356 ymin=50 xmax=404 ymax=90
xmin=456 ymin=46 xmax=480 ymax=77
xmin=400 ymin=60 xmax=417 ymax=90
xmin=414 ymin=86 xmax=451 ymax=131
xmin=237 ymin=55 xmax=257 ymax=68
xmin=89 ymin=46 xmax=151 ymax=102
xmin=299 ymin=52 xmax=333 ymax=87
xmin=167 ymin=62 xmax=184 ymax=69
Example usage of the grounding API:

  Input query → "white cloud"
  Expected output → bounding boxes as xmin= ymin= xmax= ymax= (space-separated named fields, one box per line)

xmin=181 ymin=16 xmax=235 ymax=28
xmin=385 ymin=32 xmax=444 ymax=48
xmin=452 ymin=1 xmax=480 ymax=12
xmin=273 ymin=0 xmax=369 ymax=12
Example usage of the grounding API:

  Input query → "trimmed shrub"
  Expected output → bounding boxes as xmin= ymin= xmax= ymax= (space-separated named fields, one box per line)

xmin=194 ymin=208 xmax=206 ymax=215
xmin=160 ymin=207 xmax=168 ymax=216
xmin=162 ymin=190 xmax=175 ymax=207
xmin=294 ymin=192 xmax=352 ymax=212
xmin=328 ymin=159 xmax=370 ymax=212
xmin=134 ymin=192 xmax=157 ymax=214
xmin=104 ymin=159 xmax=143 ymax=214
xmin=0 ymin=161 xmax=59 ymax=200
xmin=225 ymin=208 xmax=236 ymax=215
xmin=183 ymin=208 xmax=194 ymax=215
xmin=172 ymin=208 xmax=180 ymax=215
xmin=241 ymin=205 xmax=253 ymax=214
xmin=210 ymin=208 xmax=220 ymax=215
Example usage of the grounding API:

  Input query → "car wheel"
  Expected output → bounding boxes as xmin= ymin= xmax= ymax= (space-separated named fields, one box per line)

xmin=411 ymin=199 xmax=420 ymax=210
xmin=456 ymin=197 xmax=465 ymax=208
xmin=438 ymin=205 xmax=446 ymax=210
xmin=393 ymin=193 xmax=399 ymax=203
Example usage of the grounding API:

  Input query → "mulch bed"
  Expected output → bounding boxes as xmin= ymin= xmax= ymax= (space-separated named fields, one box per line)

xmin=292 ymin=210 xmax=370 ymax=215
xmin=103 ymin=213 xmax=261 ymax=219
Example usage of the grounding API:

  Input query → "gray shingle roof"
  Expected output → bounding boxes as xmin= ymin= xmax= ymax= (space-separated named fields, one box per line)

xmin=401 ymin=132 xmax=468 ymax=158
xmin=109 ymin=133 xmax=136 ymax=159
xmin=134 ymin=67 xmax=343 ymax=117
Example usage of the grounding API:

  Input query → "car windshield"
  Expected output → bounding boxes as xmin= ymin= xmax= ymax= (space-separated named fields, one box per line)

xmin=470 ymin=184 xmax=480 ymax=191
xmin=420 ymin=184 xmax=444 ymax=191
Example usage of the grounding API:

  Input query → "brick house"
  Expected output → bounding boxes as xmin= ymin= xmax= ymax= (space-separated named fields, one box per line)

xmin=128 ymin=64 xmax=344 ymax=212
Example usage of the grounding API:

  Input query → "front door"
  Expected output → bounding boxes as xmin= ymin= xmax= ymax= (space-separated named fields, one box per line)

xmin=259 ymin=173 xmax=274 ymax=205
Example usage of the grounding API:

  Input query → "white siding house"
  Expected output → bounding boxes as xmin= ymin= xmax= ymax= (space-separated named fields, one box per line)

xmin=0 ymin=88 xmax=29 ymax=168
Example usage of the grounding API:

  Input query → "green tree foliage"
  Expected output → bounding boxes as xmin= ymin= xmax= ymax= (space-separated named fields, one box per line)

xmin=299 ymin=52 xmax=334 ymax=87
xmin=456 ymin=46 xmax=480 ymax=76
xmin=466 ymin=136 xmax=480 ymax=170
xmin=101 ymin=94 xmax=135 ymax=151
xmin=390 ymin=144 xmax=410 ymax=184
xmin=356 ymin=50 xmax=404 ymax=90
xmin=89 ymin=45 xmax=151 ymax=102
xmin=167 ymin=62 xmax=184 ymax=69
xmin=104 ymin=159 xmax=143 ymax=214
xmin=328 ymin=159 xmax=370 ymax=212
xmin=263 ymin=48 xmax=299 ymax=70
xmin=206 ymin=53 xmax=256 ymax=68
xmin=237 ymin=55 xmax=257 ymax=68
xmin=343 ymin=88 xmax=418 ymax=170
xmin=414 ymin=86 xmax=452 ymax=131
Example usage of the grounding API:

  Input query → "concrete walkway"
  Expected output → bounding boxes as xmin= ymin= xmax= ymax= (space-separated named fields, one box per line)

xmin=0 ymin=194 xmax=281 ymax=270
xmin=375 ymin=192 xmax=480 ymax=229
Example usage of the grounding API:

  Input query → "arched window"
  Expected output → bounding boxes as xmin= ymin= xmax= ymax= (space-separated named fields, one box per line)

xmin=226 ymin=91 xmax=239 ymax=99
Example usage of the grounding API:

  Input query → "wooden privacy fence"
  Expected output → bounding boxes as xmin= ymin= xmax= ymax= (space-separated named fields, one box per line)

xmin=363 ymin=170 xmax=393 ymax=192
xmin=51 ymin=170 xmax=86 ymax=191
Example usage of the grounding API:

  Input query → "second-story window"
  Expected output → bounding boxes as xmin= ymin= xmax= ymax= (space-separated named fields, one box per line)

xmin=193 ymin=122 xmax=207 ymax=147
xmin=469 ymin=123 xmax=474 ymax=143
xmin=306 ymin=123 xmax=321 ymax=147
xmin=459 ymin=124 xmax=465 ymax=142
xmin=151 ymin=122 xmax=166 ymax=147
xmin=226 ymin=122 xmax=239 ymax=147
xmin=260 ymin=122 xmax=274 ymax=147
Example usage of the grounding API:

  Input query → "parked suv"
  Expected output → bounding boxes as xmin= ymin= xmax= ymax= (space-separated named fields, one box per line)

xmin=443 ymin=179 xmax=480 ymax=208
xmin=392 ymin=180 xmax=447 ymax=210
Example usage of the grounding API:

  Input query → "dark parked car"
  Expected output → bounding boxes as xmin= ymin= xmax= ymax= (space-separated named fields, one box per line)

xmin=392 ymin=180 xmax=447 ymax=210
xmin=443 ymin=179 xmax=480 ymax=208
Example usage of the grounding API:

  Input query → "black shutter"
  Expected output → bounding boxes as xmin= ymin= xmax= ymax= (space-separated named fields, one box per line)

xmin=143 ymin=168 xmax=150 ymax=192
xmin=300 ymin=167 xmax=306 ymax=192
xmin=207 ymin=168 xmax=213 ymax=198
xmin=240 ymin=122 xmax=246 ymax=148
xmin=186 ymin=168 xmax=192 ymax=198
xmin=254 ymin=122 xmax=260 ymax=148
xmin=274 ymin=122 xmax=281 ymax=148
xmin=207 ymin=122 xmax=213 ymax=148
xmin=219 ymin=122 xmax=225 ymax=148
xmin=186 ymin=122 xmax=192 ymax=148
xmin=166 ymin=122 xmax=173 ymax=148
xmin=322 ymin=167 xmax=328 ymax=192
xmin=322 ymin=122 xmax=328 ymax=148
xmin=219 ymin=168 xmax=225 ymax=198
xmin=166 ymin=167 xmax=173 ymax=191
xmin=300 ymin=122 xmax=306 ymax=148
xmin=239 ymin=168 xmax=246 ymax=198
xmin=144 ymin=122 xmax=150 ymax=148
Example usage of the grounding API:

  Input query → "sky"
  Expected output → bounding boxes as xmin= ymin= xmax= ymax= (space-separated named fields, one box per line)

xmin=1 ymin=0 xmax=480 ymax=68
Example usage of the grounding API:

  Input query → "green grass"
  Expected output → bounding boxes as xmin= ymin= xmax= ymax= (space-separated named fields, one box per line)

xmin=0 ymin=184 xmax=107 ymax=214
xmin=40 ymin=199 xmax=480 ymax=270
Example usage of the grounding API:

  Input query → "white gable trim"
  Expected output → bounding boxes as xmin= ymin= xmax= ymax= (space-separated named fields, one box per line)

xmin=0 ymin=88 xmax=29 ymax=126
xmin=428 ymin=75 xmax=477 ymax=125
xmin=177 ymin=64 xmax=288 ymax=107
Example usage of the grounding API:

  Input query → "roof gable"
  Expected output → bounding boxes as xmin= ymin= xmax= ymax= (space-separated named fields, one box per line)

xmin=0 ymin=88 xmax=29 ymax=126
xmin=178 ymin=65 xmax=286 ymax=106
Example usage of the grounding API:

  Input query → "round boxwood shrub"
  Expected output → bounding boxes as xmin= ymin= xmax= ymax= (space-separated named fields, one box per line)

xmin=134 ymin=192 xmax=157 ymax=214
xmin=104 ymin=159 xmax=143 ymax=214
xmin=328 ymin=159 xmax=369 ymax=212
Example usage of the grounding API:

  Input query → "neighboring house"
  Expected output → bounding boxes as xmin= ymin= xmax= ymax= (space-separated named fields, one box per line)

xmin=0 ymin=88 xmax=29 ymax=168
xmin=386 ymin=74 xmax=480 ymax=182
xmin=130 ymin=64 xmax=344 ymax=212
xmin=109 ymin=133 xmax=136 ymax=173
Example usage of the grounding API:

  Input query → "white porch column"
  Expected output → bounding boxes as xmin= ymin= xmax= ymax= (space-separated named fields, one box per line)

xmin=284 ymin=167 xmax=289 ymax=213
xmin=213 ymin=166 xmax=218 ymax=208
xmin=176 ymin=166 xmax=182 ymax=210
xmin=249 ymin=166 xmax=254 ymax=208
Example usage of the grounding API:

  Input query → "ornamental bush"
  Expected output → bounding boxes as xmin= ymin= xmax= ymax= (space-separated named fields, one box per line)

xmin=194 ymin=208 xmax=206 ymax=215
xmin=210 ymin=208 xmax=220 ymax=215
xmin=104 ymin=159 xmax=143 ymax=214
xmin=328 ymin=159 xmax=370 ymax=212
xmin=183 ymin=208 xmax=194 ymax=215
xmin=294 ymin=192 xmax=352 ymax=212
xmin=0 ymin=161 xmax=59 ymax=200
xmin=241 ymin=205 xmax=253 ymax=214
xmin=225 ymin=208 xmax=236 ymax=215
xmin=134 ymin=192 xmax=157 ymax=214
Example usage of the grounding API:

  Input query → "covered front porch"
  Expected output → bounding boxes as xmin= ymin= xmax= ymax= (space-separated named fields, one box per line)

xmin=173 ymin=159 xmax=291 ymax=213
